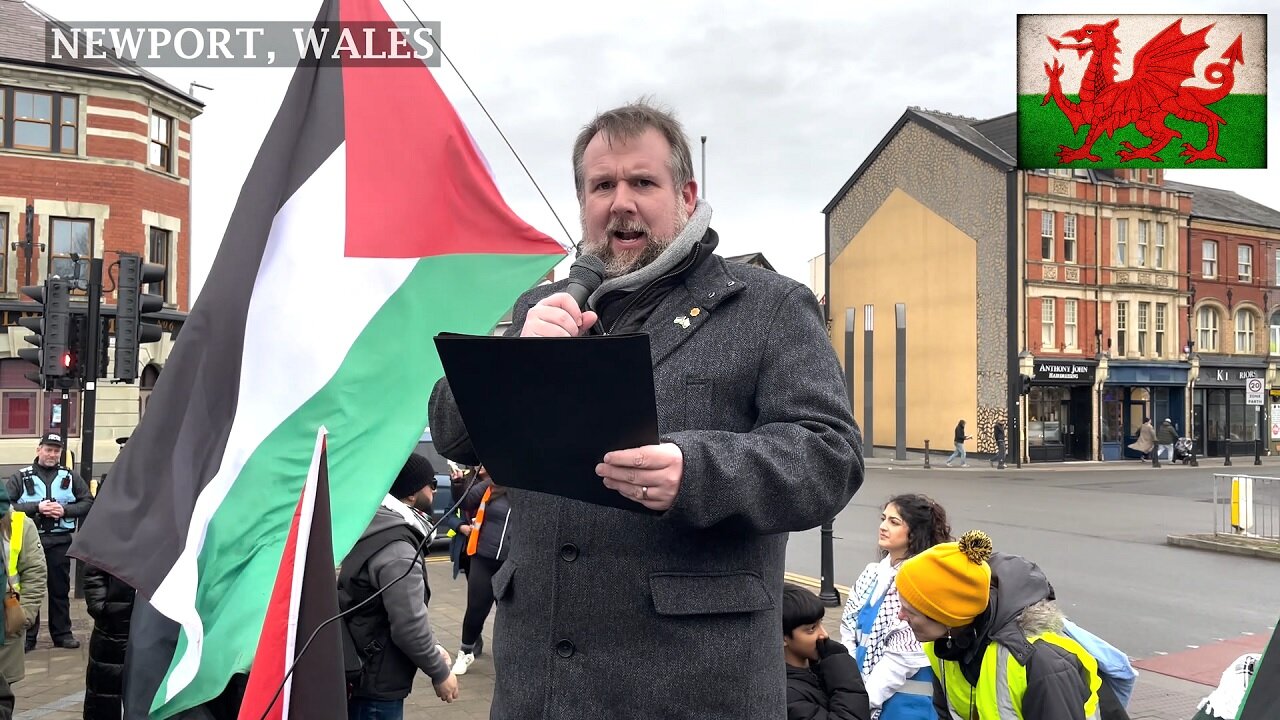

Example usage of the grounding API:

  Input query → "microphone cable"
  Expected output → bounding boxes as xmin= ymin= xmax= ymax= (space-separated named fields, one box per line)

xmin=255 ymin=488 xmax=469 ymax=720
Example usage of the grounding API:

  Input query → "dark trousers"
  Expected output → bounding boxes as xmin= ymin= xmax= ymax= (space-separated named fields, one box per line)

xmin=28 ymin=533 xmax=73 ymax=644
xmin=460 ymin=555 xmax=502 ymax=649
xmin=993 ymin=439 xmax=1007 ymax=466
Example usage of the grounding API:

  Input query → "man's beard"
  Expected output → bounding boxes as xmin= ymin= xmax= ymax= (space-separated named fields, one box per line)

xmin=580 ymin=201 xmax=690 ymax=279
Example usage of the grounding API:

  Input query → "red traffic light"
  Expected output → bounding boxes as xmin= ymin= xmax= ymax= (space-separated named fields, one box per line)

xmin=62 ymin=350 xmax=72 ymax=368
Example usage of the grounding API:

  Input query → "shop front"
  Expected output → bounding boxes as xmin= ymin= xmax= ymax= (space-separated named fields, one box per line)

xmin=1101 ymin=362 xmax=1189 ymax=461
xmin=1027 ymin=359 xmax=1096 ymax=462
xmin=1193 ymin=358 xmax=1268 ymax=458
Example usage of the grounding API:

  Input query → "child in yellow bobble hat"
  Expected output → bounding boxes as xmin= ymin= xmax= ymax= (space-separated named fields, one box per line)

xmin=893 ymin=531 xmax=1116 ymax=720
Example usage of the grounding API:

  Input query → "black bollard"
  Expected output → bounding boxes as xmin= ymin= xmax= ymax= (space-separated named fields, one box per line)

xmin=1255 ymin=439 xmax=1263 ymax=466
xmin=1152 ymin=445 xmax=1161 ymax=468
xmin=1189 ymin=441 xmax=1198 ymax=467
xmin=923 ymin=439 xmax=931 ymax=469
xmin=1225 ymin=442 xmax=1233 ymax=466
xmin=819 ymin=520 xmax=840 ymax=607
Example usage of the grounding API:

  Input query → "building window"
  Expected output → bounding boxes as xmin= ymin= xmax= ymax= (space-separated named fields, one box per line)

xmin=1064 ymin=215 xmax=1077 ymax=263
xmin=1203 ymin=240 xmax=1218 ymax=278
xmin=1156 ymin=303 xmax=1167 ymax=357
xmin=1064 ymin=299 xmax=1078 ymax=349
xmin=2 ymin=87 xmax=77 ymax=153
xmin=1198 ymin=307 xmax=1220 ymax=352
xmin=0 ymin=360 xmax=79 ymax=438
xmin=1041 ymin=211 xmax=1054 ymax=261
xmin=48 ymin=218 xmax=92 ymax=281
xmin=1155 ymin=223 xmax=1167 ymax=269
xmin=1137 ymin=302 xmax=1149 ymax=356
xmin=1236 ymin=310 xmax=1256 ymax=353
xmin=1271 ymin=310 xmax=1280 ymax=354
xmin=1115 ymin=219 xmax=1128 ymax=266
xmin=1116 ymin=301 xmax=1128 ymax=356
xmin=148 ymin=226 xmax=171 ymax=300
xmin=149 ymin=111 xmax=174 ymax=171
xmin=1275 ymin=249 xmax=1280 ymax=286
xmin=1137 ymin=221 xmax=1149 ymax=267
xmin=1041 ymin=298 xmax=1055 ymax=349
xmin=1239 ymin=244 xmax=1253 ymax=282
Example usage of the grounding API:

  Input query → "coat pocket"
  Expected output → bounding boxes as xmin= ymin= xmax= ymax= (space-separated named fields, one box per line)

xmin=648 ymin=571 xmax=774 ymax=616
xmin=492 ymin=558 xmax=517 ymax=602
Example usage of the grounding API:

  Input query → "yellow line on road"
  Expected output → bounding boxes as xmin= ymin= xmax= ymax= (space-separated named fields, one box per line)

xmin=784 ymin=572 xmax=851 ymax=596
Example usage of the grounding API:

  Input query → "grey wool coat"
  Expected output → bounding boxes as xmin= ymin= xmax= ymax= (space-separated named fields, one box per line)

xmin=429 ymin=247 xmax=863 ymax=719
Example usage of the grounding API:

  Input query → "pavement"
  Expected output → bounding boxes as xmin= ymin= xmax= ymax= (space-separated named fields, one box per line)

xmin=9 ymin=555 xmax=1243 ymax=720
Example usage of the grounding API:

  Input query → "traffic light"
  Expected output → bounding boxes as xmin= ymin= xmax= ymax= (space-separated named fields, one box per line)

xmin=114 ymin=254 xmax=166 ymax=382
xmin=1019 ymin=373 xmax=1032 ymax=396
xmin=17 ymin=278 xmax=73 ymax=387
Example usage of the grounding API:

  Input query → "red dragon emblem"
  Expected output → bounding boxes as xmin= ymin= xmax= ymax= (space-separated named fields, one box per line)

xmin=1041 ymin=18 xmax=1244 ymax=164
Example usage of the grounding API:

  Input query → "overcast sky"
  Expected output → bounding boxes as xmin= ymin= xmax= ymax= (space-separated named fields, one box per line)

xmin=33 ymin=0 xmax=1280 ymax=301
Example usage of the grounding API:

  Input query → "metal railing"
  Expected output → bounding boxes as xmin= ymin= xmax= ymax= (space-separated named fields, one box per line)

xmin=1213 ymin=474 xmax=1280 ymax=540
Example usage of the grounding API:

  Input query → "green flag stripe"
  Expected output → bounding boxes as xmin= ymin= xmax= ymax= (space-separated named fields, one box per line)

xmin=1017 ymin=94 xmax=1267 ymax=169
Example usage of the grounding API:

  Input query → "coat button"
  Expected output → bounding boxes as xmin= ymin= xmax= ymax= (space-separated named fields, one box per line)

xmin=559 ymin=543 xmax=579 ymax=562
xmin=556 ymin=639 xmax=575 ymax=658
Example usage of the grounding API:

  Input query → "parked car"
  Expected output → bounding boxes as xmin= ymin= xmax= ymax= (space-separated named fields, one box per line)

xmin=415 ymin=429 xmax=456 ymax=548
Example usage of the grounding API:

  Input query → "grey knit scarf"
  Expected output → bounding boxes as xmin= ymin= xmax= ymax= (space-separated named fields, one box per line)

xmin=585 ymin=199 xmax=713 ymax=311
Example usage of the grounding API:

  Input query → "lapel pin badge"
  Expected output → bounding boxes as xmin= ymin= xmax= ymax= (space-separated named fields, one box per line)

xmin=690 ymin=307 xmax=701 ymax=317
xmin=674 ymin=315 xmax=691 ymax=329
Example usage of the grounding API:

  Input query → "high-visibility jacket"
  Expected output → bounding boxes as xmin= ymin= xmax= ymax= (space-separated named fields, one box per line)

xmin=465 ymin=486 xmax=493 ymax=557
xmin=925 ymin=630 xmax=1101 ymax=720
xmin=8 ymin=511 xmax=25 ymax=592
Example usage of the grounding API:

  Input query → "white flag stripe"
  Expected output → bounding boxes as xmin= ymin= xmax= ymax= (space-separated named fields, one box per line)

xmin=1018 ymin=15 xmax=1265 ymax=93
xmin=154 ymin=143 xmax=418 ymax=701
xmin=282 ymin=426 xmax=327 ymax=719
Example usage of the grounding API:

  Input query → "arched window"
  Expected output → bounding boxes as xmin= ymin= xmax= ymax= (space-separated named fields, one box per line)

xmin=1270 ymin=310 xmax=1280 ymax=354
xmin=1198 ymin=307 xmax=1220 ymax=352
xmin=1235 ymin=310 xmax=1256 ymax=353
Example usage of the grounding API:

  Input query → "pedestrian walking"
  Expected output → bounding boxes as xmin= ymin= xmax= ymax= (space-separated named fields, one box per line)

xmin=840 ymin=494 xmax=950 ymax=719
xmin=945 ymin=420 xmax=971 ymax=467
xmin=1156 ymin=419 xmax=1178 ymax=462
xmin=990 ymin=422 xmax=1007 ymax=469
xmin=1128 ymin=418 xmax=1156 ymax=461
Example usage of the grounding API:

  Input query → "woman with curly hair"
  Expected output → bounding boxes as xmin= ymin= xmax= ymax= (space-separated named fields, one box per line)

xmin=840 ymin=495 xmax=951 ymax=719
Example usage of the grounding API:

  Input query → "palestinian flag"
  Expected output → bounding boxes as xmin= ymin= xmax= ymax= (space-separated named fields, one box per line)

xmin=1016 ymin=14 xmax=1266 ymax=168
xmin=1238 ymin=623 xmax=1279 ymax=719
xmin=68 ymin=0 xmax=566 ymax=715
xmin=236 ymin=430 xmax=344 ymax=720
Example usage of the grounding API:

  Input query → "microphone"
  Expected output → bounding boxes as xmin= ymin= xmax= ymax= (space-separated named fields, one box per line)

xmin=565 ymin=254 xmax=606 ymax=313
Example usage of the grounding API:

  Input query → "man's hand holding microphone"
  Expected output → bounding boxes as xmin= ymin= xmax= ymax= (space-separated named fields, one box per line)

xmin=520 ymin=255 xmax=683 ymax=512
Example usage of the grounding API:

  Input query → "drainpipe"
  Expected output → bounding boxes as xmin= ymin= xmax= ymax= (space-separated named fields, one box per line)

xmin=1096 ymin=177 xmax=1104 ymax=459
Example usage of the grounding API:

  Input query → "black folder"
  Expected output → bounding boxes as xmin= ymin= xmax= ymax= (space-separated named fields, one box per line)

xmin=433 ymin=332 xmax=661 ymax=514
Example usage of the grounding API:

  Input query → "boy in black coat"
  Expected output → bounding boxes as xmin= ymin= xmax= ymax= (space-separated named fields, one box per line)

xmin=783 ymin=584 xmax=870 ymax=720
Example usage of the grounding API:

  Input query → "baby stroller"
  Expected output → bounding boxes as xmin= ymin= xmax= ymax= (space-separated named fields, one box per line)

xmin=1172 ymin=437 xmax=1194 ymax=464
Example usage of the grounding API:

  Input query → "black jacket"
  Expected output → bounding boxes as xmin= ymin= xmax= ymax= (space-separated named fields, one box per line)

xmin=461 ymin=479 xmax=511 ymax=562
xmin=954 ymin=423 xmax=967 ymax=443
xmin=785 ymin=639 xmax=870 ymax=720
xmin=84 ymin=565 xmax=136 ymax=720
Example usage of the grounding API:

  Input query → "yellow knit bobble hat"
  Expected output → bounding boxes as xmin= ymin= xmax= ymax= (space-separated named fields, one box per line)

xmin=896 ymin=530 xmax=994 ymax=627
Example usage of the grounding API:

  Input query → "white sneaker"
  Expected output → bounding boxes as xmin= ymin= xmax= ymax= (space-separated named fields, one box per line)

xmin=452 ymin=651 xmax=475 ymax=676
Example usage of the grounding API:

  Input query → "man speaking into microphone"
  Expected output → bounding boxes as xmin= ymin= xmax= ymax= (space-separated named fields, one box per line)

xmin=429 ymin=99 xmax=863 ymax=719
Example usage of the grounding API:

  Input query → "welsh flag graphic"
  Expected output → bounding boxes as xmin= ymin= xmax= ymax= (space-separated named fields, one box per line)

xmin=1016 ymin=14 xmax=1267 ymax=169
xmin=68 ymin=0 xmax=566 ymax=715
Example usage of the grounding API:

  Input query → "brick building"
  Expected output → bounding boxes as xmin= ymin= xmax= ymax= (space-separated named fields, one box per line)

xmin=0 ymin=1 xmax=202 ymax=465
xmin=824 ymin=105 xmax=1280 ymax=463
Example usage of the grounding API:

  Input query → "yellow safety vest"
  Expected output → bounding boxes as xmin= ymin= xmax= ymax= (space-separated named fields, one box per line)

xmin=925 ymin=630 xmax=1101 ymax=720
xmin=8 ymin=512 xmax=24 ymax=592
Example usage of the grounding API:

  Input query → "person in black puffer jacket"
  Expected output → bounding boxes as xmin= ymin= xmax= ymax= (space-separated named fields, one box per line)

xmin=82 ymin=473 xmax=136 ymax=720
